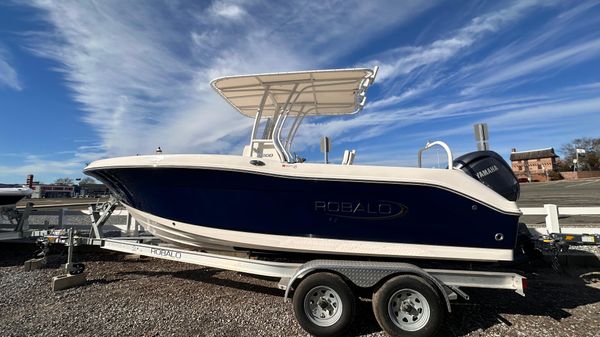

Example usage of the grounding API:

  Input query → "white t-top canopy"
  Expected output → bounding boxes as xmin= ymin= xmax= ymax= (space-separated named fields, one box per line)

xmin=211 ymin=68 xmax=377 ymax=118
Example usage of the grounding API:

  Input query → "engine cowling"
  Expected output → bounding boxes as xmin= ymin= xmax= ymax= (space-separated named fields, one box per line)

xmin=453 ymin=150 xmax=520 ymax=201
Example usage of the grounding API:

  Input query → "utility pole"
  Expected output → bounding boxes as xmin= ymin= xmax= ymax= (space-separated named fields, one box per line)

xmin=473 ymin=123 xmax=489 ymax=151
xmin=575 ymin=148 xmax=586 ymax=171
xmin=320 ymin=137 xmax=331 ymax=164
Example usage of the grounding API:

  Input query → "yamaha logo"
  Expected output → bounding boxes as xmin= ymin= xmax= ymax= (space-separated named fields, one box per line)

xmin=314 ymin=200 xmax=408 ymax=220
xmin=476 ymin=165 xmax=499 ymax=179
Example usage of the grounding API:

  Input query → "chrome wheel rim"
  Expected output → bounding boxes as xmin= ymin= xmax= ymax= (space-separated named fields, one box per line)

xmin=388 ymin=288 xmax=430 ymax=331
xmin=303 ymin=286 xmax=343 ymax=327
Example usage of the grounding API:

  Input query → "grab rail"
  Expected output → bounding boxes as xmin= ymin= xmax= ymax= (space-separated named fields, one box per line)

xmin=418 ymin=141 xmax=453 ymax=169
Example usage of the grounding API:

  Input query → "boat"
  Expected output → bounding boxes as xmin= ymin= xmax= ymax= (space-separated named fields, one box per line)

xmin=84 ymin=68 xmax=522 ymax=262
xmin=0 ymin=184 xmax=32 ymax=210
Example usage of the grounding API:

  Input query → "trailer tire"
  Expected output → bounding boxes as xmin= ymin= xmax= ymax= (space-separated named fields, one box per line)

xmin=372 ymin=275 xmax=443 ymax=337
xmin=292 ymin=272 xmax=355 ymax=337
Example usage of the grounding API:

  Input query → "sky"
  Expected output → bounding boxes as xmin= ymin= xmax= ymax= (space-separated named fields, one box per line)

xmin=0 ymin=0 xmax=599 ymax=183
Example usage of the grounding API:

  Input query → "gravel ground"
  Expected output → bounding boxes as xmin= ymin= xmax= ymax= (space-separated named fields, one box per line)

xmin=0 ymin=244 xmax=599 ymax=337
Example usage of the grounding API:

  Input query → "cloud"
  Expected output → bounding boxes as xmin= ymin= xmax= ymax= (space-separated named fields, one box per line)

xmin=25 ymin=1 xmax=258 ymax=156
xmin=0 ymin=143 xmax=108 ymax=183
xmin=461 ymin=38 xmax=600 ymax=95
xmin=367 ymin=80 xmax=435 ymax=110
xmin=209 ymin=2 xmax=246 ymax=20
xmin=0 ymin=45 xmax=22 ymax=91
xmin=0 ymin=154 xmax=83 ymax=181
xmin=452 ymin=1 xmax=600 ymax=95
xmin=22 ymin=0 xmax=434 ymax=159
xmin=367 ymin=0 xmax=550 ymax=83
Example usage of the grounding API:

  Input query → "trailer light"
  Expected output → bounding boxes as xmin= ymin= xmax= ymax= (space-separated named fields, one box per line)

xmin=582 ymin=236 xmax=595 ymax=243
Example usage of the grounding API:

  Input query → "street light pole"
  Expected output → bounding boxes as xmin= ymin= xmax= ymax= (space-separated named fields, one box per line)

xmin=575 ymin=148 xmax=586 ymax=172
xmin=320 ymin=136 xmax=331 ymax=164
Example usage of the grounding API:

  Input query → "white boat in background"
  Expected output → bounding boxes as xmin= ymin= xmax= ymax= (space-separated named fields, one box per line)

xmin=0 ymin=184 xmax=32 ymax=209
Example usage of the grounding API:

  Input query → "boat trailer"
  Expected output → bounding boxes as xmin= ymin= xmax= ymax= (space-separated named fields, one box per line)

xmin=48 ymin=229 xmax=526 ymax=337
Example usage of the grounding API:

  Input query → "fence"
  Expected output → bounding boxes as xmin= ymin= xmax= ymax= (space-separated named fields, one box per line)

xmin=520 ymin=204 xmax=600 ymax=235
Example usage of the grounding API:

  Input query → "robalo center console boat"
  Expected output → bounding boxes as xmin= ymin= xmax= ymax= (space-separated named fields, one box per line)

xmin=85 ymin=68 xmax=522 ymax=263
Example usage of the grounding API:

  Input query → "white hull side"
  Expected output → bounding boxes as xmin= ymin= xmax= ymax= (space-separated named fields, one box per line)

xmin=126 ymin=205 xmax=514 ymax=262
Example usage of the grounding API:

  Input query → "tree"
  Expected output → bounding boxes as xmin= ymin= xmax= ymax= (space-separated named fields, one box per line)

xmin=79 ymin=177 xmax=96 ymax=185
xmin=560 ymin=137 xmax=600 ymax=171
xmin=54 ymin=177 xmax=74 ymax=185
xmin=555 ymin=158 xmax=572 ymax=172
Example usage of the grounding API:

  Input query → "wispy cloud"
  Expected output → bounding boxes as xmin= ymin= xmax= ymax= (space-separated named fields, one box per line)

xmin=0 ymin=44 xmax=22 ymax=91
xmin=23 ymin=0 xmax=431 ymax=159
xmin=25 ymin=1 xmax=257 ymax=156
xmin=0 ymin=154 xmax=83 ymax=182
xmin=461 ymin=37 xmax=600 ymax=96
xmin=453 ymin=1 xmax=600 ymax=95
xmin=0 ymin=144 xmax=107 ymax=183
xmin=366 ymin=0 xmax=551 ymax=84
xmin=209 ymin=1 xmax=246 ymax=21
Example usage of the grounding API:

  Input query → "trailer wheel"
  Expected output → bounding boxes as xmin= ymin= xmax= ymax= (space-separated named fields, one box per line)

xmin=292 ymin=272 xmax=355 ymax=337
xmin=372 ymin=275 xmax=443 ymax=337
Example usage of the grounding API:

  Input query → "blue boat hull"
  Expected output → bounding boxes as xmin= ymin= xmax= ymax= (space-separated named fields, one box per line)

xmin=86 ymin=167 xmax=520 ymax=254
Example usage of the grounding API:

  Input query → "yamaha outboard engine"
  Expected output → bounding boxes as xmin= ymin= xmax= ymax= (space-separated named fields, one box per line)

xmin=453 ymin=151 xmax=520 ymax=201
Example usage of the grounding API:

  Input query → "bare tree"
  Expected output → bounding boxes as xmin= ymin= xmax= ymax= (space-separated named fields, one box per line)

xmin=54 ymin=177 xmax=74 ymax=185
xmin=79 ymin=177 xmax=96 ymax=185
xmin=560 ymin=137 xmax=600 ymax=171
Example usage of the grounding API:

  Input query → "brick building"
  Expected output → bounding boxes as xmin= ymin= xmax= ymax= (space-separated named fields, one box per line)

xmin=77 ymin=183 xmax=109 ymax=198
xmin=510 ymin=148 xmax=558 ymax=181
xmin=31 ymin=184 xmax=74 ymax=198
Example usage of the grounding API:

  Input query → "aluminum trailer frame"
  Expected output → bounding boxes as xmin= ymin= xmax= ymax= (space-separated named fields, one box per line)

xmin=69 ymin=235 xmax=526 ymax=336
xmin=65 ymin=235 xmax=527 ymax=308
xmin=0 ymin=199 xmax=131 ymax=241
xmin=0 ymin=202 xmax=35 ymax=241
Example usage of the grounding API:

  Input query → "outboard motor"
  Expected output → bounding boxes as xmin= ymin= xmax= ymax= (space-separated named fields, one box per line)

xmin=453 ymin=151 xmax=520 ymax=201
